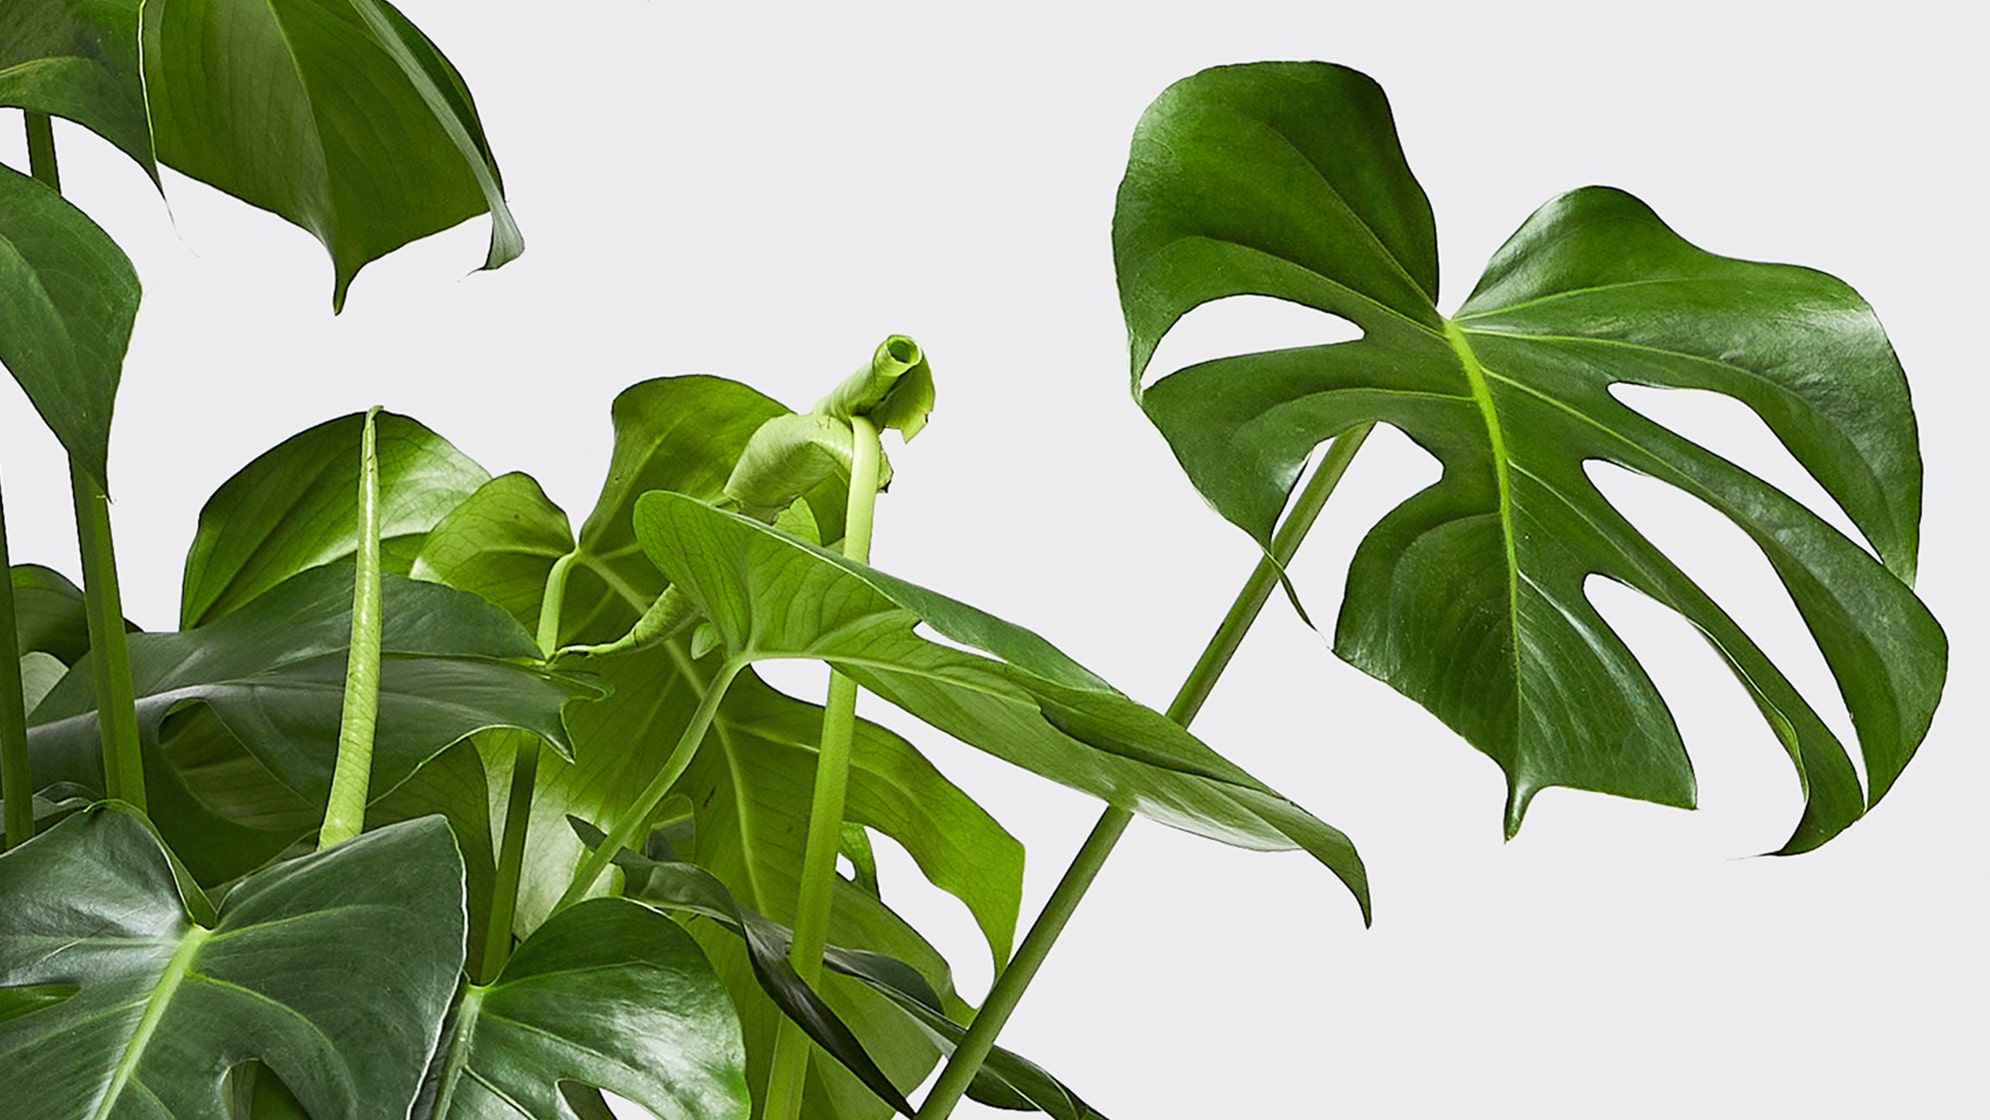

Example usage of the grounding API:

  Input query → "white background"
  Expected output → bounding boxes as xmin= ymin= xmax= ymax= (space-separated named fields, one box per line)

xmin=3 ymin=1 xmax=1982 ymax=1115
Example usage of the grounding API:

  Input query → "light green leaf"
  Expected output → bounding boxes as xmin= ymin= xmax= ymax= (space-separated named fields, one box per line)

xmin=0 ymin=162 xmax=138 ymax=489
xmin=420 ymin=897 xmax=749 ymax=1120
xmin=0 ymin=0 xmax=156 ymax=174
xmin=27 ymin=566 xmax=596 ymax=883
xmin=410 ymin=472 xmax=576 ymax=635
xmin=181 ymin=410 xmax=489 ymax=628
xmin=635 ymin=491 xmax=1369 ymax=916
xmin=1113 ymin=61 xmax=1947 ymax=851
xmin=141 ymin=0 xmax=519 ymax=309
xmin=19 ymin=651 xmax=66 ymax=713
xmin=0 ymin=806 xmax=467 ymax=1119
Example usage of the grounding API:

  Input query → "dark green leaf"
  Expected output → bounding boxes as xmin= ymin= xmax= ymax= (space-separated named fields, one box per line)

xmin=634 ymin=492 xmax=1369 ymax=917
xmin=0 ymin=162 xmax=138 ymax=489
xmin=0 ymin=0 xmax=155 ymax=173
xmin=1113 ymin=61 xmax=1947 ymax=851
xmin=12 ymin=563 xmax=136 ymax=663
xmin=419 ymin=897 xmax=748 ymax=1120
xmin=27 ymin=566 xmax=596 ymax=882
xmin=141 ymin=0 xmax=519 ymax=309
xmin=0 ymin=806 xmax=466 ymax=1118
xmin=181 ymin=410 xmax=489 ymax=627
xmin=577 ymin=821 xmax=1105 ymax=1120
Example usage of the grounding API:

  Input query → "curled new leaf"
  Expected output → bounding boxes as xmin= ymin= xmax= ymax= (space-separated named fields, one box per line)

xmin=633 ymin=491 xmax=1369 ymax=920
xmin=0 ymin=807 xmax=467 ymax=1119
xmin=1114 ymin=61 xmax=1946 ymax=851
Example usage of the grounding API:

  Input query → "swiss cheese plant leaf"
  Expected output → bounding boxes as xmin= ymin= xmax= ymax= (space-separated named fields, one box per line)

xmin=634 ymin=491 xmax=1370 ymax=915
xmin=0 ymin=806 xmax=467 ymax=1119
xmin=0 ymin=0 xmax=156 ymax=174
xmin=411 ymin=472 xmax=577 ymax=633
xmin=141 ymin=0 xmax=520 ymax=309
xmin=576 ymin=822 xmax=1105 ymax=1120
xmin=418 ymin=897 xmax=749 ymax=1120
xmin=1113 ymin=62 xmax=1946 ymax=852
xmin=181 ymin=410 xmax=489 ymax=628
xmin=26 ymin=566 xmax=597 ymax=882
xmin=0 ymin=162 xmax=138 ymax=489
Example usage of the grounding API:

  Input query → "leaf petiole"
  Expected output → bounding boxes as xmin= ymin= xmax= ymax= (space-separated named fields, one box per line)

xmin=0 ymin=486 xmax=32 ymax=848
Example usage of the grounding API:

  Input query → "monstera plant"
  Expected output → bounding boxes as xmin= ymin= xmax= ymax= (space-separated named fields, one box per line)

xmin=0 ymin=25 xmax=1948 ymax=1120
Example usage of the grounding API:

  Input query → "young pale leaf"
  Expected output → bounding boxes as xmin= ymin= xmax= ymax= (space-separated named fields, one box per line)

xmin=181 ymin=410 xmax=490 ymax=627
xmin=0 ymin=0 xmax=156 ymax=174
xmin=418 ymin=897 xmax=749 ymax=1120
xmin=0 ymin=806 xmax=467 ymax=1119
xmin=575 ymin=821 xmax=1104 ymax=1120
xmin=1114 ymin=61 xmax=1946 ymax=852
xmin=140 ymin=0 xmax=519 ymax=308
xmin=634 ymin=492 xmax=1370 ymax=917
xmin=26 ymin=566 xmax=597 ymax=882
xmin=0 ymin=163 xmax=138 ymax=490
xmin=410 ymin=472 xmax=578 ymax=634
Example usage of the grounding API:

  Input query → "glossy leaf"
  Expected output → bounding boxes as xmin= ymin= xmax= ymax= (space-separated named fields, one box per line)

xmin=578 ymin=821 xmax=1104 ymax=1120
xmin=12 ymin=563 xmax=135 ymax=663
xmin=1113 ymin=62 xmax=1946 ymax=851
xmin=0 ymin=162 xmax=139 ymax=488
xmin=0 ymin=806 xmax=467 ymax=1118
xmin=141 ymin=0 xmax=520 ymax=308
xmin=419 ymin=897 xmax=749 ymax=1120
xmin=26 ymin=565 xmax=596 ymax=882
xmin=181 ymin=410 xmax=489 ymax=627
xmin=635 ymin=492 xmax=1369 ymax=915
xmin=0 ymin=0 xmax=155 ymax=173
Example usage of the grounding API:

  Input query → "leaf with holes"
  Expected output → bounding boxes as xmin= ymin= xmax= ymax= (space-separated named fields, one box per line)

xmin=0 ymin=806 xmax=466 ymax=1119
xmin=1113 ymin=61 xmax=1946 ymax=851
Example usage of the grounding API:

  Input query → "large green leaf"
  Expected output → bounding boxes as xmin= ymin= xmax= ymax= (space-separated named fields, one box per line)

xmin=1112 ymin=61 xmax=1946 ymax=851
xmin=141 ymin=0 xmax=519 ymax=308
xmin=0 ymin=806 xmax=467 ymax=1118
xmin=12 ymin=563 xmax=136 ymax=663
xmin=181 ymin=410 xmax=489 ymax=627
xmin=419 ymin=897 xmax=749 ymax=1120
xmin=635 ymin=491 xmax=1369 ymax=913
xmin=0 ymin=0 xmax=155 ymax=173
xmin=0 ymin=162 xmax=138 ymax=489
xmin=26 ymin=566 xmax=595 ymax=881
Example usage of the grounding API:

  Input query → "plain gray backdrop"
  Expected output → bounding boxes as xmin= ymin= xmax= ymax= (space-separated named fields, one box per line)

xmin=2 ymin=1 xmax=1980 ymax=1115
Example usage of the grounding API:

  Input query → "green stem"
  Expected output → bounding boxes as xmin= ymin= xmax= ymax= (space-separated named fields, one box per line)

xmin=762 ymin=416 xmax=884 ymax=1120
xmin=0 ymin=487 xmax=33 ymax=849
xmin=317 ymin=408 xmax=385 ymax=849
xmin=479 ymin=550 xmax=578 ymax=981
xmin=914 ymin=423 xmax=1373 ymax=1119
xmin=555 ymin=657 xmax=743 ymax=914
xmin=71 ymin=463 xmax=144 ymax=811
xmin=27 ymin=113 xmax=146 ymax=815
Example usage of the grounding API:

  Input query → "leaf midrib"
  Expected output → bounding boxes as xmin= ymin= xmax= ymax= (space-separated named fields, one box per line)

xmin=93 ymin=924 xmax=210 ymax=1119
xmin=1441 ymin=319 xmax=1525 ymax=740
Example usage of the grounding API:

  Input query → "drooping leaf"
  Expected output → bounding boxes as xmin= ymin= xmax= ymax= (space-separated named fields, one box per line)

xmin=0 ymin=806 xmax=467 ymax=1118
xmin=576 ymin=821 xmax=1105 ymax=1120
xmin=1112 ymin=61 xmax=1947 ymax=851
xmin=0 ymin=162 xmax=139 ymax=489
xmin=634 ymin=492 xmax=1370 ymax=916
xmin=0 ymin=0 xmax=156 ymax=174
xmin=27 ymin=566 xmax=596 ymax=882
xmin=181 ymin=410 xmax=489 ymax=627
xmin=140 ymin=0 xmax=520 ymax=308
xmin=418 ymin=897 xmax=749 ymax=1120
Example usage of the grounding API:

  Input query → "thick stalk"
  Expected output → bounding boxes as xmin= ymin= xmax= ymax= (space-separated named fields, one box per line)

xmin=27 ymin=113 xmax=147 ymax=813
xmin=555 ymin=657 xmax=743 ymax=913
xmin=915 ymin=424 xmax=1373 ymax=1119
xmin=0 ymin=489 xmax=33 ymax=848
xmin=479 ymin=551 xmax=578 ymax=981
xmin=762 ymin=415 xmax=884 ymax=1120
xmin=317 ymin=409 xmax=384 ymax=848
